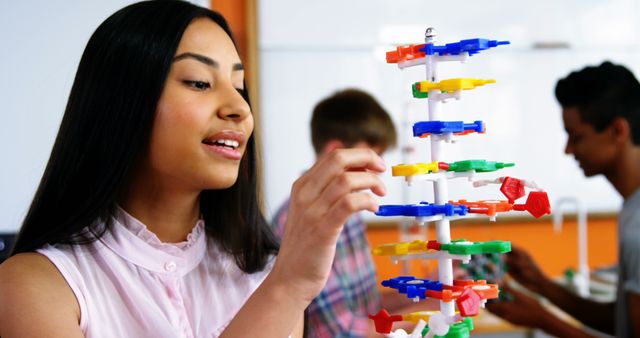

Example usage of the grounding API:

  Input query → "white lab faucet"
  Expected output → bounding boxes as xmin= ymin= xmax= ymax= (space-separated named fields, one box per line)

xmin=553 ymin=197 xmax=590 ymax=297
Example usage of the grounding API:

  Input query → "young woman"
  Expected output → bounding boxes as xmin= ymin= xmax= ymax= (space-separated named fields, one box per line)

xmin=0 ymin=1 xmax=387 ymax=337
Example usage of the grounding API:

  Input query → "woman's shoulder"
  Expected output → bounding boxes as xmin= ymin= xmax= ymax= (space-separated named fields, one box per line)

xmin=0 ymin=252 xmax=66 ymax=292
xmin=0 ymin=252 xmax=81 ymax=336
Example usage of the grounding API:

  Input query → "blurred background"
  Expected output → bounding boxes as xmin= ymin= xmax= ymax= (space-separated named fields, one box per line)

xmin=2 ymin=1 xmax=638 ymax=334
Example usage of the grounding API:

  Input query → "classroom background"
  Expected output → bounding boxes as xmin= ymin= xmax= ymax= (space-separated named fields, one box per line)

xmin=2 ymin=1 xmax=639 ymax=335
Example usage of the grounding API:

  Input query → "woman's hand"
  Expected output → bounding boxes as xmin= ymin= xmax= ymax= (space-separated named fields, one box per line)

xmin=270 ymin=148 xmax=386 ymax=303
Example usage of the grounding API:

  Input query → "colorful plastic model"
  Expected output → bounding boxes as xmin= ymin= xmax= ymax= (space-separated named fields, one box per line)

xmin=370 ymin=28 xmax=550 ymax=337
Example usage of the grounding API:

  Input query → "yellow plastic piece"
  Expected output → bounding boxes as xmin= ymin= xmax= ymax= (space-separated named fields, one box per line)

xmin=373 ymin=242 xmax=410 ymax=256
xmin=402 ymin=311 xmax=461 ymax=324
xmin=402 ymin=310 xmax=439 ymax=324
xmin=417 ymin=78 xmax=496 ymax=93
xmin=392 ymin=162 xmax=439 ymax=177
xmin=407 ymin=240 xmax=427 ymax=253
xmin=373 ymin=240 xmax=428 ymax=256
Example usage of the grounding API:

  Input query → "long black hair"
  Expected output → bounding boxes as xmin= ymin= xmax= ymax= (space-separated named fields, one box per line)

xmin=11 ymin=0 xmax=279 ymax=273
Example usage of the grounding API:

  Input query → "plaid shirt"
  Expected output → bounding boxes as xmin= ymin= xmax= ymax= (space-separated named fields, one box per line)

xmin=272 ymin=199 xmax=381 ymax=338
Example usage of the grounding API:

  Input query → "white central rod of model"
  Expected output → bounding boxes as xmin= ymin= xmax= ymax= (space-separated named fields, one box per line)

xmin=424 ymin=27 xmax=455 ymax=318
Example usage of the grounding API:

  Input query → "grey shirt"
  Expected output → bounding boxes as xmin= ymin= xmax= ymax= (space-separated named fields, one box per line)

xmin=616 ymin=188 xmax=640 ymax=337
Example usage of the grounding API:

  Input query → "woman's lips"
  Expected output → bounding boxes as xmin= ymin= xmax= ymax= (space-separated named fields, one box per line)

xmin=202 ymin=143 xmax=242 ymax=160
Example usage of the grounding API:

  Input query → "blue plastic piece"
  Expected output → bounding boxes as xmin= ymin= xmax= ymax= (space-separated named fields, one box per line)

xmin=376 ymin=202 xmax=468 ymax=217
xmin=413 ymin=120 xmax=484 ymax=137
xmin=421 ymin=38 xmax=510 ymax=56
xmin=381 ymin=276 xmax=443 ymax=300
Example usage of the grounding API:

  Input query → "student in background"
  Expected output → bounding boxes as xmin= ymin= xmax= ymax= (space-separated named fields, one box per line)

xmin=273 ymin=89 xmax=427 ymax=338
xmin=488 ymin=61 xmax=640 ymax=338
xmin=0 ymin=2 xmax=388 ymax=337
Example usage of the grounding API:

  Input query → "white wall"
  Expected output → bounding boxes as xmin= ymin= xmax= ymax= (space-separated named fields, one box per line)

xmin=258 ymin=0 xmax=640 ymax=221
xmin=0 ymin=1 xmax=142 ymax=232
xmin=0 ymin=0 xmax=208 ymax=232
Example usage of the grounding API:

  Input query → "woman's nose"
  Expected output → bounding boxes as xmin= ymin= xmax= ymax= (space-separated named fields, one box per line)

xmin=217 ymin=85 xmax=250 ymax=121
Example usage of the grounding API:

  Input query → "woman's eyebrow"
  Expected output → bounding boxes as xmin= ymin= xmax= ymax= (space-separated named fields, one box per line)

xmin=174 ymin=52 xmax=218 ymax=67
xmin=173 ymin=52 xmax=244 ymax=71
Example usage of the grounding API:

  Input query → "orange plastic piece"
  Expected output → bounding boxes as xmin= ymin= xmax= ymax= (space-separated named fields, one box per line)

xmin=454 ymin=280 xmax=500 ymax=300
xmin=386 ymin=44 xmax=426 ymax=63
xmin=420 ymin=129 xmax=485 ymax=138
xmin=426 ymin=289 xmax=456 ymax=302
xmin=451 ymin=199 xmax=514 ymax=217
xmin=453 ymin=280 xmax=478 ymax=287
xmin=473 ymin=285 xmax=499 ymax=300
xmin=425 ymin=280 xmax=500 ymax=302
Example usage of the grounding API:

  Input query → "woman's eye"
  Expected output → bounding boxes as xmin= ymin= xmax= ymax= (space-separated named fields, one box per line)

xmin=184 ymin=80 xmax=211 ymax=90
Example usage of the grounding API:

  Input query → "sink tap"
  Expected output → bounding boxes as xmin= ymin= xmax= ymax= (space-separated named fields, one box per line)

xmin=553 ymin=197 xmax=590 ymax=297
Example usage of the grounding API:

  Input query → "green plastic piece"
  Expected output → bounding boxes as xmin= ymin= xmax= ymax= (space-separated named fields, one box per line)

xmin=422 ymin=317 xmax=474 ymax=338
xmin=446 ymin=160 xmax=515 ymax=173
xmin=412 ymin=83 xmax=429 ymax=98
xmin=440 ymin=240 xmax=511 ymax=255
xmin=481 ymin=241 xmax=512 ymax=254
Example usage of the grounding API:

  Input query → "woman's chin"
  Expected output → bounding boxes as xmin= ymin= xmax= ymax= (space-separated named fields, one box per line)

xmin=204 ymin=176 xmax=239 ymax=190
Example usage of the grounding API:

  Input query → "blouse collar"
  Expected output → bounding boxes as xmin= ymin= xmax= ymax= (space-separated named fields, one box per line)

xmin=99 ymin=207 xmax=207 ymax=276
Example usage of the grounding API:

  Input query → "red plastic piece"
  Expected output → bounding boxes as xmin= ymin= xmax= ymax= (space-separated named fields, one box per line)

xmin=500 ymin=176 xmax=525 ymax=203
xmin=456 ymin=288 xmax=481 ymax=316
xmin=427 ymin=240 xmax=441 ymax=250
xmin=369 ymin=309 xmax=403 ymax=334
xmin=438 ymin=162 xmax=450 ymax=170
xmin=513 ymin=191 xmax=551 ymax=218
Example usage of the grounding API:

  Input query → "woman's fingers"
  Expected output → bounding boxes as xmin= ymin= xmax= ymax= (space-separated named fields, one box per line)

xmin=323 ymin=192 xmax=381 ymax=233
xmin=294 ymin=149 xmax=386 ymax=205
xmin=273 ymin=148 xmax=389 ymax=299
xmin=313 ymin=171 xmax=386 ymax=213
